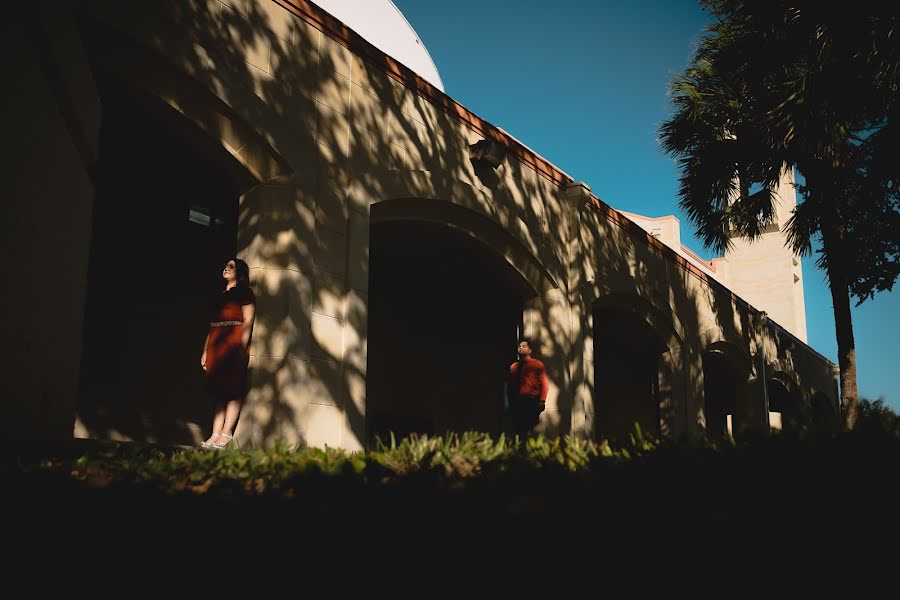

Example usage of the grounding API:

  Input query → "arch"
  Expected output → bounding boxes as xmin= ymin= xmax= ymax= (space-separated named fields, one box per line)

xmin=590 ymin=293 xmax=681 ymax=442
xmin=591 ymin=293 xmax=683 ymax=351
xmin=768 ymin=371 xmax=800 ymax=396
xmin=77 ymin=57 xmax=270 ymax=444
xmin=80 ymin=13 xmax=292 ymax=187
xmin=701 ymin=340 xmax=750 ymax=440
xmin=767 ymin=372 xmax=803 ymax=432
xmin=366 ymin=200 xmax=547 ymax=441
xmin=704 ymin=340 xmax=752 ymax=382
xmin=371 ymin=197 xmax=558 ymax=299
xmin=809 ymin=390 xmax=838 ymax=428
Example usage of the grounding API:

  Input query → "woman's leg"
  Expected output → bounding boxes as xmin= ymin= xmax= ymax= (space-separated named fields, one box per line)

xmin=219 ymin=398 xmax=243 ymax=447
xmin=205 ymin=401 xmax=226 ymax=445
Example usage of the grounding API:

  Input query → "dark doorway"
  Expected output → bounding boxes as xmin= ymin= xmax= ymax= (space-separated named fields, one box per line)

xmin=767 ymin=378 xmax=803 ymax=432
xmin=593 ymin=308 xmax=666 ymax=443
xmin=809 ymin=391 xmax=836 ymax=429
xmin=76 ymin=71 xmax=250 ymax=444
xmin=366 ymin=219 xmax=529 ymax=444
xmin=702 ymin=352 xmax=738 ymax=439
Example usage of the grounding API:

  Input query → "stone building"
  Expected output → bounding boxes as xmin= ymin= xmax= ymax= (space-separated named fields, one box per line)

xmin=3 ymin=0 xmax=838 ymax=450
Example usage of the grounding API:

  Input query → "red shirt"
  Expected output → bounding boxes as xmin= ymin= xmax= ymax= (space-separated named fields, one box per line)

xmin=506 ymin=357 xmax=549 ymax=402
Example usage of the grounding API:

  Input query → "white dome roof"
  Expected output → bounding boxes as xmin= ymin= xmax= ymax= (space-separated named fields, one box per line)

xmin=314 ymin=0 xmax=444 ymax=91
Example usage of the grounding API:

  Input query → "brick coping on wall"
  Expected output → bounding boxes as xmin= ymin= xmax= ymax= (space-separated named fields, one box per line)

xmin=271 ymin=0 xmax=835 ymax=369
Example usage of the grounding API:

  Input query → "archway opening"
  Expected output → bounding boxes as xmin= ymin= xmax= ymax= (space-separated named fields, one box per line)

xmin=366 ymin=219 xmax=533 ymax=443
xmin=76 ymin=70 xmax=253 ymax=444
xmin=702 ymin=351 xmax=738 ymax=440
xmin=810 ymin=391 xmax=837 ymax=429
xmin=593 ymin=306 xmax=668 ymax=443
xmin=767 ymin=377 xmax=803 ymax=432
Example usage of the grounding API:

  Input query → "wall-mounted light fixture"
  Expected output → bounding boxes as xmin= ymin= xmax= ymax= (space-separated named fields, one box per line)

xmin=469 ymin=138 xmax=508 ymax=169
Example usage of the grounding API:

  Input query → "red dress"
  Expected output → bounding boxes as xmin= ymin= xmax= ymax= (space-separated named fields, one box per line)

xmin=206 ymin=285 xmax=255 ymax=400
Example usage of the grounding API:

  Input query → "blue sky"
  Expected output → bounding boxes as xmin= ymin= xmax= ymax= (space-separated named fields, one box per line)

xmin=393 ymin=0 xmax=900 ymax=411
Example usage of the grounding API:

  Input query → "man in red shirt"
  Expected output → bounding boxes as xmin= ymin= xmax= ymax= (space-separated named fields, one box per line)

xmin=505 ymin=337 xmax=549 ymax=438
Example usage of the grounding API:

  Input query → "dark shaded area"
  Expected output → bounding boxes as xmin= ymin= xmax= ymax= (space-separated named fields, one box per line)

xmin=593 ymin=307 xmax=666 ymax=442
xmin=6 ymin=432 xmax=900 ymax=565
xmin=703 ymin=352 xmax=737 ymax=439
xmin=366 ymin=222 xmax=524 ymax=443
xmin=810 ymin=391 xmax=838 ymax=429
xmin=76 ymin=70 xmax=245 ymax=444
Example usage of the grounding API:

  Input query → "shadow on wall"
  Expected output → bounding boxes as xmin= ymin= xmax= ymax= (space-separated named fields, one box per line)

xmin=73 ymin=0 xmax=576 ymax=448
xmin=69 ymin=1 xmax=835 ymax=447
xmin=579 ymin=201 xmax=758 ymax=440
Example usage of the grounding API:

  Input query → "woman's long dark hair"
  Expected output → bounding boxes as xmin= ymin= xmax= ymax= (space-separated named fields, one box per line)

xmin=226 ymin=257 xmax=251 ymax=289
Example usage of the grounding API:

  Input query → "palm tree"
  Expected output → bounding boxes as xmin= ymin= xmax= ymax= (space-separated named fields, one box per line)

xmin=659 ymin=0 xmax=900 ymax=429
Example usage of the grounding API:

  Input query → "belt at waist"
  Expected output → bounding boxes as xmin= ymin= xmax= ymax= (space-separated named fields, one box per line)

xmin=210 ymin=320 xmax=243 ymax=327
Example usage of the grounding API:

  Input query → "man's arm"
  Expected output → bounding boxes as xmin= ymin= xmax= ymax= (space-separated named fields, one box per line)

xmin=539 ymin=363 xmax=549 ymax=402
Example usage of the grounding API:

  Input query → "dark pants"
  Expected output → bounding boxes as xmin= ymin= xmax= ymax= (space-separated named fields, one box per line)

xmin=510 ymin=395 xmax=545 ymax=438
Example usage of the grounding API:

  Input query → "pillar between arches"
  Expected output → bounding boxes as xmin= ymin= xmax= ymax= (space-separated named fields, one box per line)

xmin=236 ymin=176 xmax=367 ymax=451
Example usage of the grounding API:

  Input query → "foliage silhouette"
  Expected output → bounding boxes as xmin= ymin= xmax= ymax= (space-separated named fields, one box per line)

xmin=659 ymin=0 xmax=900 ymax=429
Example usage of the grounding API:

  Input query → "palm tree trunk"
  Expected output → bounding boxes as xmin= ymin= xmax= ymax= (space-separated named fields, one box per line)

xmin=821 ymin=216 xmax=859 ymax=429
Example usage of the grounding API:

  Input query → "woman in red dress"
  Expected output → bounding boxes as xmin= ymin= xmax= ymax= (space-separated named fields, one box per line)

xmin=200 ymin=258 xmax=256 ymax=449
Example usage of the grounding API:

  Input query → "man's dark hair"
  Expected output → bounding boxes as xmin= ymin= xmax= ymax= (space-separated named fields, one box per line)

xmin=518 ymin=337 xmax=533 ymax=349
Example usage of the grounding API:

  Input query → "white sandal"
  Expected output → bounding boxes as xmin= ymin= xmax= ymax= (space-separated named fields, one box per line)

xmin=212 ymin=433 xmax=234 ymax=449
xmin=201 ymin=434 xmax=221 ymax=448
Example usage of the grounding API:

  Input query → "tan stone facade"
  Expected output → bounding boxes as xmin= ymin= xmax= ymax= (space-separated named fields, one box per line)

xmin=3 ymin=0 xmax=838 ymax=450
xmin=724 ymin=168 xmax=809 ymax=342
xmin=620 ymin=167 xmax=808 ymax=344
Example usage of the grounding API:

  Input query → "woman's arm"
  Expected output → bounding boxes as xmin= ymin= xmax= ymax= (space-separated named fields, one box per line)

xmin=241 ymin=303 xmax=256 ymax=353
xmin=201 ymin=331 xmax=211 ymax=371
